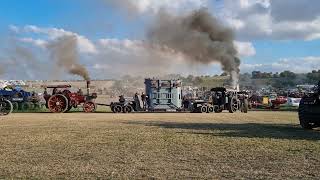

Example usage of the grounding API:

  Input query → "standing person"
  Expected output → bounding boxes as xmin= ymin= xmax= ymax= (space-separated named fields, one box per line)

xmin=141 ymin=93 xmax=147 ymax=110
xmin=119 ymin=95 xmax=125 ymax=103
xmin=78 ymin=88 xmax=83 ymax=96
xmin=317 ymin=81 xmax=320 ymax=93
xmin=52 ymin=88 xmax=57 ymax=95
xmin=134 ymin=92 xmax=139 ymax=101
xmin=43 ymin=88 xmax=50 ymax=108
xmin=43 ymin=88 xmax=48 ymax=97
xmin=134 ymin=92 xmax=141 ymax=110
xmin=146 ymin=94 xmax=149 ymax=110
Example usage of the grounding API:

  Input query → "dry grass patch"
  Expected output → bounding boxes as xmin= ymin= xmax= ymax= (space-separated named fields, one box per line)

xmin=0 ymin=112 xmax=319 ymax=179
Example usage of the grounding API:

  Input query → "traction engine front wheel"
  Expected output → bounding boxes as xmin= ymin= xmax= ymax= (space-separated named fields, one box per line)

xmin=83 ymin=101 xmax=96 ymax=113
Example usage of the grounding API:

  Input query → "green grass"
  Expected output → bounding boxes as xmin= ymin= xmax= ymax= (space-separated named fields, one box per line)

xmin=0 ymin=112 xmax=319 ymax=179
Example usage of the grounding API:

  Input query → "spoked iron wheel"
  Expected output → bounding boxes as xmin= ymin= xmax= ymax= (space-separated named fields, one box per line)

xmin=208 ymin=106 xmax=214 ymax=113
xmin=0 ymin=100 xmax=13 ymax=116
xmin=48 ymin=94 xmax=68 ymax=113
xmin=113 ymin=105 xmax=123 ymax=113
xmin=83 ymin=101 xmax=96 ymax=113
xmin=200 ymin=106 xmax=208 ymax=113
xmin=123 ymin=105 xmax=133 ymax=113
xmin=228 ymin=97 xmax=239 ymax=113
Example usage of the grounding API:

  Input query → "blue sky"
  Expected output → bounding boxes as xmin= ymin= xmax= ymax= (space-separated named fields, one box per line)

xmin=0 ymin=0 xmax=131 ymax=38
xmin=245 ymin=40 xmax=320 ymax=62
xmin=0 ymin=0 xmax=320 ymax=80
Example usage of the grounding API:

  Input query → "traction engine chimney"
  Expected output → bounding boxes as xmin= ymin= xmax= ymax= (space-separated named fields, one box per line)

xmin=87 ymin=80 xmax=91 ymax=95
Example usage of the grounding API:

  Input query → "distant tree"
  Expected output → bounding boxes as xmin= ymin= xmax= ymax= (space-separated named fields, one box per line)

xmin=280 ymin=71 xmax=296 ymax=79
xmin=252 ymin=71 xmax=273 ymax=79
xmin=194 ymin=77 xmax=204 ymax=86
xmin=265 ymin=72 xmax=273 ymax=78
xmin=307 ymin=70 xmax=320 ymax=83
xmin=240 ymin=73 xmax=251 ymax=81
xmin=186 ymin=75 xmax=194 ymax=81
xmin=244 ymin=72 xmax=251 ymax=77
xmin=252 ymin=71 xmax=261 ymax=79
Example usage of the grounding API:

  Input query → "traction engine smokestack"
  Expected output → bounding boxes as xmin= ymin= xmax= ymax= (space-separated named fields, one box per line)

xmin=87 ymin=80 xmax=91 ymax=96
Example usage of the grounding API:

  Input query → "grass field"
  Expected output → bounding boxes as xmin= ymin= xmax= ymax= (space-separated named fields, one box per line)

xmin=0 ymin=112 xmax=319 ymax=179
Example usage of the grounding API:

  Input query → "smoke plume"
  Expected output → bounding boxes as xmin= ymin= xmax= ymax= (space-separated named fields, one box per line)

xmin=147 ymin=9 xmax=240 ymax=88
xmin=46 ymin=35 xmax=90 ymax=81
xmin=3 ymin=36 xmax=54 ymax=80
xmin=0 ymin=66 xmax=5 ymax=76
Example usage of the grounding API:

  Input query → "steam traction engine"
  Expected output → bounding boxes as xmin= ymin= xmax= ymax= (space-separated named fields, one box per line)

xmin=211 ymin=87 xmax=249 ymax=113
xmin=43 ymin=81 xmax=97 ymax=113
xmin=0 ymin=86 xmax=41 ymax=111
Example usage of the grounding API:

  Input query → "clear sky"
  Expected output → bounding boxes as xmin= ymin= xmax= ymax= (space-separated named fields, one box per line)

xmin=0 ymin=0 xmax=320 ymax=80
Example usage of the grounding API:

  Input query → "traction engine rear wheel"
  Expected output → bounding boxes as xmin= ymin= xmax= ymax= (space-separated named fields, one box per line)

xmin=48 ymin=94 xmax=69 ymax=113
xmin=0 ymin=100 xmax=13 ymax=116
xmin=228 ymin=96 xmax=239 ymax=113
xmin=83 ymin=101 xmax=96 ymax=113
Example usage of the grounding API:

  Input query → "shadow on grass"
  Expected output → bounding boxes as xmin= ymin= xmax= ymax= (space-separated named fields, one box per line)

xmin=124 ymin=121 xmax=320 ymax=141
